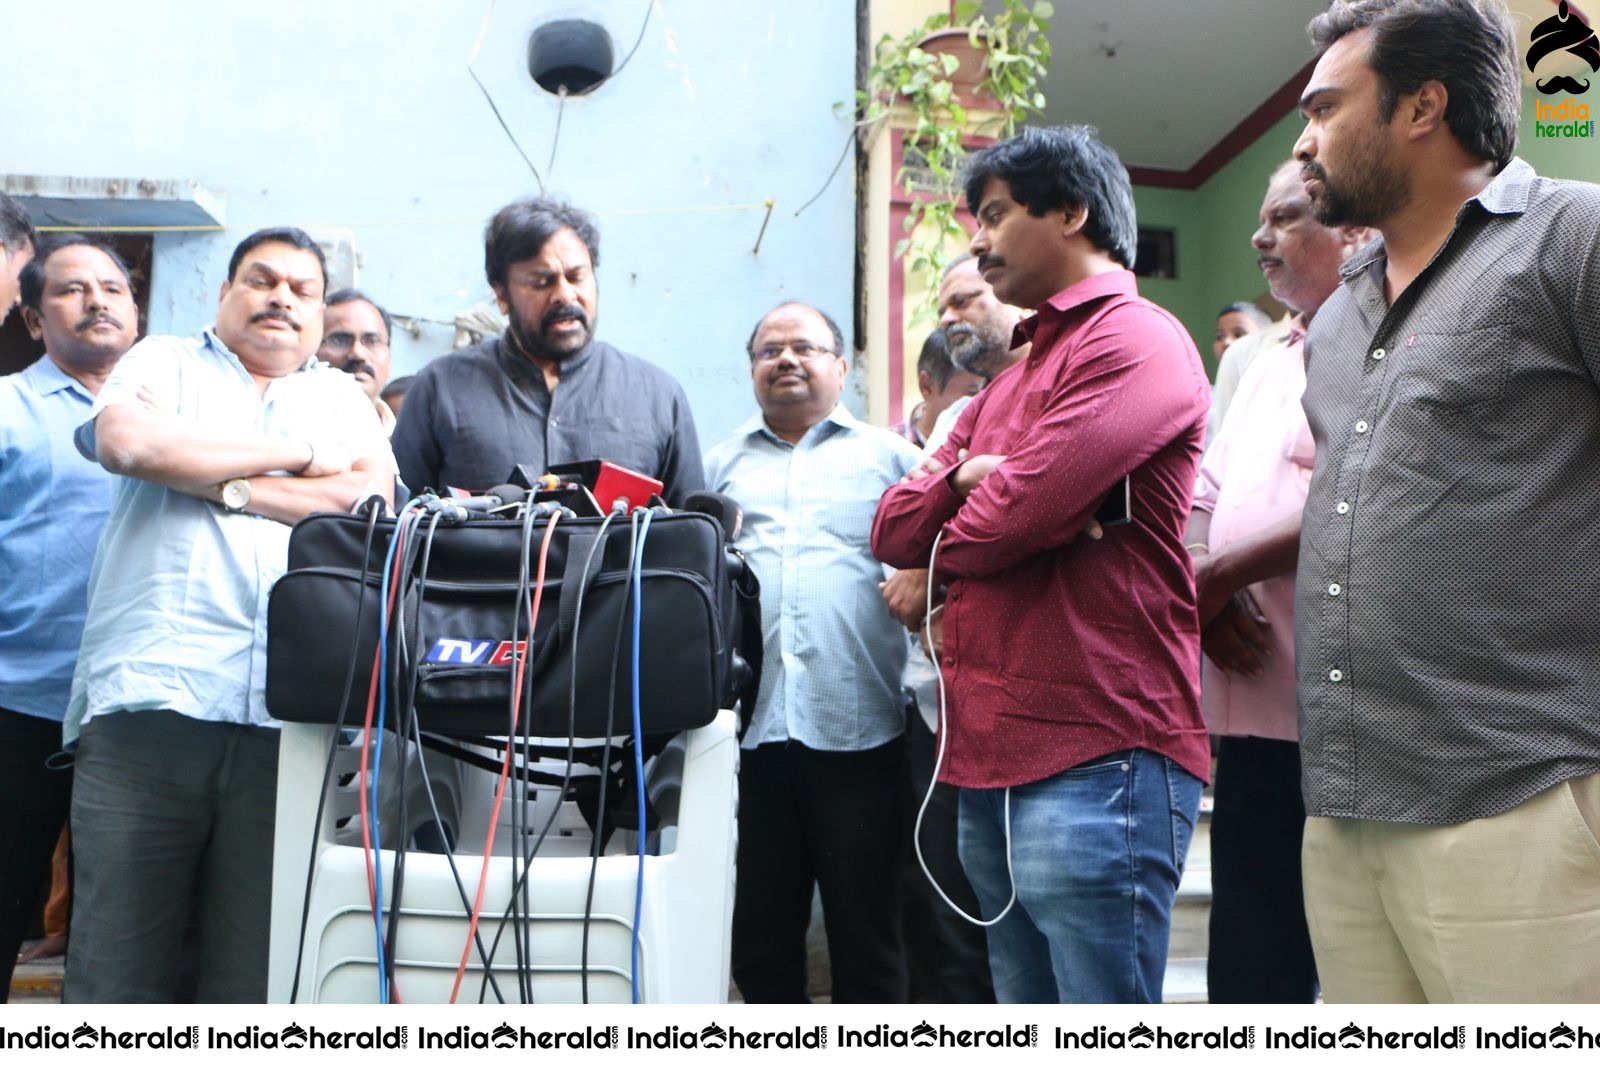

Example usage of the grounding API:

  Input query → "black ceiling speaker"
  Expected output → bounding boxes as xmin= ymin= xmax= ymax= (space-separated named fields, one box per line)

xmin=528 ymin=19 xmax=615 ymax=96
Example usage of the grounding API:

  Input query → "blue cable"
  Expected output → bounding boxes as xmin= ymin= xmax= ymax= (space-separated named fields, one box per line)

xmin=629 ymin=508 xmax=654 ymax=1003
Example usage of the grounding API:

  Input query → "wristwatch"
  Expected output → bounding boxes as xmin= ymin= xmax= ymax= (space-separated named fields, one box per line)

xmin=221 ymin=478 xmax=252 ymax=513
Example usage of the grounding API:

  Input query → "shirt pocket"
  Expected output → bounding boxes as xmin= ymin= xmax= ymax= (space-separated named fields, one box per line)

xmin=816 ymin=465 xmax=887 ymax=547
xmin=1391 ymin=295 xmax=1512 ymax=419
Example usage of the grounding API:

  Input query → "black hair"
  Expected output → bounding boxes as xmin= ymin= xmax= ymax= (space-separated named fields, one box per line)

xmin=1308 ymin=0 xmax=1519 ymax=169
xmin=226 ymin=227 xmax=329 ymax=291
xmin=1216 ymin=301 xmax=1272 ymax=328
xmin=962 ymin=125 xmax=1139 ymax=269
xmin=917 ymin=327 xmax=962 ymax=390
xmin=1 ymin=191 xmax=36 ymax=258
xmin=325 ymin=287 xmax=393 ymax=342
xmin=381 ymin=375 xmax=414 ymax=400
xmin=484 ymin=196 xmax=600 ymax=288
xmin=18 ymin=236 xmax=134 ymax=312
xmin=745 ymin=301 xmax=846 ymax=359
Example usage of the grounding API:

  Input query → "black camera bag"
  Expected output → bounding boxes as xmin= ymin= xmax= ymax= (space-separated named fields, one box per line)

xmin=266 ymin=509 xmax=758 ymax=738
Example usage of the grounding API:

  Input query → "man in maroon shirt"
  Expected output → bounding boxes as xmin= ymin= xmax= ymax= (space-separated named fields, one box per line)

xmin=872 ymin=125 xmax=1212 ymax=1003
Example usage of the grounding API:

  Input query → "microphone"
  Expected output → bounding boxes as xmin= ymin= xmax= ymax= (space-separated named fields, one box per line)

xmin=682 ymin=490 xmax=743 ymax=541
xmin=442 ymin=484 xmax=529 ymax=515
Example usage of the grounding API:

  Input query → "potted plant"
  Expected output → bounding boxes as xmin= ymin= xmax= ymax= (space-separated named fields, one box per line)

xmin=858 ymin=0 xmax=1054 ymax=318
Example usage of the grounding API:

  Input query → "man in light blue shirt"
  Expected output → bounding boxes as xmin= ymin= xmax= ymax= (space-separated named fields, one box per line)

xmin=704 ymin=301 xmax=920 ymax=1003
xmin=0 ymin=237 xmax=138 ymax=1000
xmin=65 ymin=227 xmax=396 ymax=1003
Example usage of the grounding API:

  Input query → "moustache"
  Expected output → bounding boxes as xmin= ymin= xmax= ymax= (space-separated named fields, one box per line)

xmin=75 ymin=312 xmax=123 ymax=332
xmin=767 ymin=365 xmax=807 ymax=384
xmin=341 ymin=359 xmax=377 ymax=379
xmin=250 ymin=309 xmax=300 ymax=331
xmin=1537 ymin=75 xmax=1592 ymax=95
xmin=1300 ymin=162 xmax=1327 ymax=184
xmin=945 ymin=323 xmax=978 ymax=348
xmin=976 ymin=255 xmax=1004 ymax=274
xmin=541 ymin=304 xmax=588 ymax=332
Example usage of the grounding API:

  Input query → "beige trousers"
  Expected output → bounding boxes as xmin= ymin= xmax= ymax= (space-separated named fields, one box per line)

xmin=1302 ymin=774 xmax=1600 ymax=1003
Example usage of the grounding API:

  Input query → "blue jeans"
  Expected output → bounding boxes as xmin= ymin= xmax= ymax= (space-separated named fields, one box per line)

xmin=957 ymin=748 xmax=1201 ymax=1003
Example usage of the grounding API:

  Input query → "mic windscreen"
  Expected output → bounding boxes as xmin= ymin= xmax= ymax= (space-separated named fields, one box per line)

xmin=484 ymin=483 xmax=528 ymax=506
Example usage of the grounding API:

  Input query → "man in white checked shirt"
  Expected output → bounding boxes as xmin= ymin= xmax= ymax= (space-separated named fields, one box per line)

xmin=705 ymin=301 xmax=922 ymax=1003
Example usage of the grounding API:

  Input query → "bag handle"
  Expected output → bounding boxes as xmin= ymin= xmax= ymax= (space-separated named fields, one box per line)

xmin=523 ymin=532 xmax=603 ymax=679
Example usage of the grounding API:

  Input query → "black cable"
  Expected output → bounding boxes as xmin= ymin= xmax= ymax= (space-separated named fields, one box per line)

xmin=582 ymin=507 xmax=639 ymax=1002
xmin=610 ymin=0 xmax=656 ymax=79
xmin=514 ymin=505 xmax=545 ymax=1000
xmin=409 ymin=726 xmax=507 ymax=1003
xmin=547 ymin=89 xmax=567 ymax=180
xmin=488 ymin=501 xmax=541 ymax=1001
xmin=379 ymin=506 xmax=429 ymax=998
xmin=382 ymin=510 xmax=445 ymax=997
xmin=289 ymin=499 xmax=384 ymax=1004
xmin=475 ymin=507 xmax=618 ymax=1002
xmin=793 ymin=126 xmax=857 ymax=219
xmin=392 ymin=511 xmax=508 ymax=1003
xmin=468 ymin=67 xmax=544 ymax=192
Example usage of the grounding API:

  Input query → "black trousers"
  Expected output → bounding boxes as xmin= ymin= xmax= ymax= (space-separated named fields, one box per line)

xmin=0 ymin=707 xmax=73 ymax=1003
xmin=900 ymin=708 xmax=995 ymax=1002
xmin=732 ymin=737 xmax=907 ymax=1003
xmin=65 ymin=710 xmax=278 ymax=1004
xmin=1206 ymin=734 xmax=1318 ymax=1003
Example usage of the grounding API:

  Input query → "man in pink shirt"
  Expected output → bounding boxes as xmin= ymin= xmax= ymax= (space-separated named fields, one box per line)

xmin=1188 ymin=160 xmax=1369 ymax=1003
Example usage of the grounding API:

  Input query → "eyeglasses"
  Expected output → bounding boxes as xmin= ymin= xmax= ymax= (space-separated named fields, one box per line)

xmin=752 ymin=340 xmax=836 ymax=363
xmin=321 ymin=330 xmax=388 ymax=355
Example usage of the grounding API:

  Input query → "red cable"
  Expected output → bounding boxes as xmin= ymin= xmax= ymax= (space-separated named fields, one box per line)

xmin=449 ymin=511 xmax=562 ymax=1003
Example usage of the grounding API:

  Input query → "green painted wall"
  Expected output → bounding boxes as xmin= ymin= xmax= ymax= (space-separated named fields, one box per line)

xmin=1128 ymin=183 xmax=1211 ymax=365
xmin=1133 ymin=86 xmax=1600 ymax=379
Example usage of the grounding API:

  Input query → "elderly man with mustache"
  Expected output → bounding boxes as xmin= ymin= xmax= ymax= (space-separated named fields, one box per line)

xmin=392 ymin=196 xmax=703 ymax=503
xmin=63 ymin=227 xmax=395 ymax=1002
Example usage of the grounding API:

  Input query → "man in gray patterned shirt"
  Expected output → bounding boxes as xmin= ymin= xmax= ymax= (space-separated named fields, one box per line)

xmin=1293 ymin=0 xmax=1600 ymax=1002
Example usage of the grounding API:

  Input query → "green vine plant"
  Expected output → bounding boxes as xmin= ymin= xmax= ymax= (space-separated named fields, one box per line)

xmin=856 ymin=0 xmax=1053 ymax=323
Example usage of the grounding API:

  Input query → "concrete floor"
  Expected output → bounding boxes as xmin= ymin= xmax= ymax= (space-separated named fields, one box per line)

xmin=15 ymin=812 xmax=1216 ymax=1006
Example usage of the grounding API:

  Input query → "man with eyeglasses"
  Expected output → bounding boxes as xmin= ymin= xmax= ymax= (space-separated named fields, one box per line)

xmin=392 ymin=196 xmax=703 ymax=502
xmin=704 ymin=302 xmax=922 ymax=1003
xmin=318 ymin=288 xmax=397 ymax=434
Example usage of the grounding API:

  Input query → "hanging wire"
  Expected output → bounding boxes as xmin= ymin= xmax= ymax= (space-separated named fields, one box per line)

xmin=467 ymin=0 xmax=545 ymax=192
xmin=547 ymin=88 xmax=568 ymax=180
xmin=610 ymin=0 xmax=658 ymax=79
xmin=792 ymin=126 xmax=858 ymax=219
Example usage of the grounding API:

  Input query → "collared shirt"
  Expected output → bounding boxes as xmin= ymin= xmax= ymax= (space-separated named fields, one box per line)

xmin=67 ymin=330 xmax=391 ymax=741
xmin=392 ymin=336 xmax=704 ymax=505
xmin=1297 ymin=159 xmax=1600 ymax=823
xmin=873 ymin=270 xmax=1213 ymax=789
xmin=902 ymin=394 xmax=973 ymax=732
xmin=0 ymin=357 xmax=114 ymax=721
xmin=705 ymin=404 xmax=921 ymax=751
xmin=1194 ymin=318 xmax=1312 ymax=742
